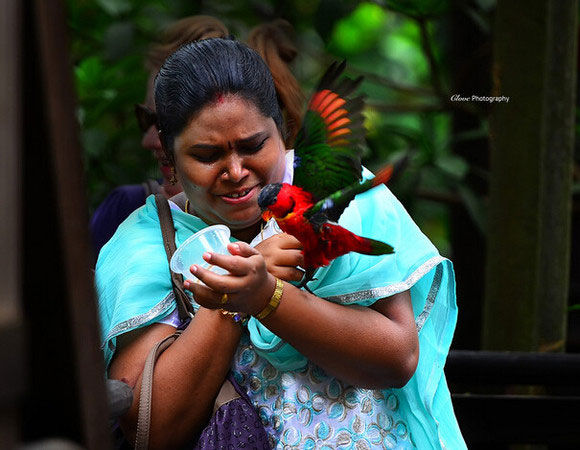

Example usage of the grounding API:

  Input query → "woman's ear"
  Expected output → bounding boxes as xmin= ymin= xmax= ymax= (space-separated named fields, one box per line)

xmin=159 ymin=130 xmax=175 ymax=166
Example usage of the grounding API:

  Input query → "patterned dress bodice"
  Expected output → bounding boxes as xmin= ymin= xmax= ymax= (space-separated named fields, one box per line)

xmin=231 ymin=334 xmax=415 ymax=449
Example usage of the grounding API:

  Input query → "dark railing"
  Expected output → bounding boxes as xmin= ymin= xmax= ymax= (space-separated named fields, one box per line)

xmin=446 ymin=350 xmax=580 ymax=446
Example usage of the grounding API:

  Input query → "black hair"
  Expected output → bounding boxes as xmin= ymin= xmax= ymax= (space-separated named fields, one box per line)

xmin=154 ymin=38 xmax=285 ymax=157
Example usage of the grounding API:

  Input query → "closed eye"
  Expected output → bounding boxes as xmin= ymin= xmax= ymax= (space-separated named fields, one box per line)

xmin=191 ymin=151 xmax=221 ymax=163
xmin=187 ymin=143 xmax=223 ymax=163
xmin=238 ymin=137 xmax=268 ymax=155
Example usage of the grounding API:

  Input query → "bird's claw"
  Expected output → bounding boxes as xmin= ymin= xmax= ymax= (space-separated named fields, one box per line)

xmin=297 ymin=268 xmax=317 ymax=294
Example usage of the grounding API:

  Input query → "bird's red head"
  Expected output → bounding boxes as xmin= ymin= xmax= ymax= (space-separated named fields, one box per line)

xmin=258 ymin=183 xmax=312 ymax=220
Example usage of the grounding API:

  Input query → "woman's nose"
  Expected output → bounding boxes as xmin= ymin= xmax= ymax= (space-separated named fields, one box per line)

xmin=141 ymin=125 xmax=161 ymax=152
xmin=223 ymin=154 xmax=249 ymax=183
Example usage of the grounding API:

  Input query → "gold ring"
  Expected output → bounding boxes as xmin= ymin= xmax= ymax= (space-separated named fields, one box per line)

xmin=220 ymin=294 xmax=228 ymax=305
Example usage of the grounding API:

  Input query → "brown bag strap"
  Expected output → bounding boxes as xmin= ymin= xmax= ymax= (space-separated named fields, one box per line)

xmin=142 ymin=178 xmax=161 ymax=197
xmin=134 ymin=331 xmax=240 ymax=450
xmin=135 ymin=331 xmax=181 ymax=450
xmin=154 ymin=193 xmax=194 ymax=321
xmin=212 ymin=379 xmax=240 ymax=415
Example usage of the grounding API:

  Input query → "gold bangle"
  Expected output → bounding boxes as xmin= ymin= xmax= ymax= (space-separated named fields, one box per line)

xmin=255 ymin=278 xmax=284 ymax=321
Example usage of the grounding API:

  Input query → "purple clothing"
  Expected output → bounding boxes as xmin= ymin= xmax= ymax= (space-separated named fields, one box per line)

xmin=90 ymin=184 xmax=148 ymax=255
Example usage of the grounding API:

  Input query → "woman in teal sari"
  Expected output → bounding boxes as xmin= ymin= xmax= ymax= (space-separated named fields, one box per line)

xmin=96 ymin=37 xmax=465 ymax=449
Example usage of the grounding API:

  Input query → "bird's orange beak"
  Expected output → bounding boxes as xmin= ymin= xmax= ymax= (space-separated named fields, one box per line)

xmin=261 ymin=210 xmax=274 ymax=222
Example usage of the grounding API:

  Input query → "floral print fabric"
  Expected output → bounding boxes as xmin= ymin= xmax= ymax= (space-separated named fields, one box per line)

xmin=232 ymin=335 xmax=415 ymax=449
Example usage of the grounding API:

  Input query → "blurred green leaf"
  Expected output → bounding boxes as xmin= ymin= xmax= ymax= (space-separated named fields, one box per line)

xmin=461 ymin=6 xmax=491 ymax=34
xmin=96 ymin=0 xmax=132 ymax=16
xmin=384 ymin=0 xmax=449 ymax=18
xmin=328 ymin=2 xmax=387 ymax=56
xmin=417 ymin=207 xmax=450 ymax=256
xmin=379 ymin=21 xmax=429 ymax=85
xmin=457 ymin=184 xmax=487 ymax=234
xmin=104 ymin=22 xmax=135 ymax=60
xmin=75 ymin=56 xmax=104 ymax=86
xmin=314 ymin=0 xmax=356 ymax=41
xmin=330 ymin=20 xmax=360 ymax=55
xmin=350 ymin=2 xmax=388 ymax=32
xmin=82 ymin=128 xmax=108 ymax=159
xmin=435 ymin=154 xmax=469 ymax=179
xmin=451 ymin=123 xmax=489 ymax=145
xmin=473 ymin=0 xmax=496 ymax=12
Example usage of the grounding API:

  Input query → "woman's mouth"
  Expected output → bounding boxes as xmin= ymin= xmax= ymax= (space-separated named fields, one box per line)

xmin=219 ymin=185 xmax=258 ymax=204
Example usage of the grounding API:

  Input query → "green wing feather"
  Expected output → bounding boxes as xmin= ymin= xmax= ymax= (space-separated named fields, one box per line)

xmin=293 ymin=61 xmax=366 ymax=202
xmin=306 ymin=165 xmax=394 ymax=223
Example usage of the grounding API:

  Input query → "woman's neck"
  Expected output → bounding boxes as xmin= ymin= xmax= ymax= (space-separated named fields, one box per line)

xmin=175 ymin=192 xmax=262 ymax=243
xmin=230 ymin=221 xmax=263 ymax=243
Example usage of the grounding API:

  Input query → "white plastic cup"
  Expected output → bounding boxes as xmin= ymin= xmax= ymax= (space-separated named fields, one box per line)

xmin=170 ymin=225 xmax=231 ymax=282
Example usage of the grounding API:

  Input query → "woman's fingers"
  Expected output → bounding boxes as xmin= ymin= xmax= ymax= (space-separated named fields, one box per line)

xmin=276 ymin=233 xmax=303 ymax=249
xmin=183 ymin=279 xmax=223 ymax=309
xmin=274 ymin=248 xmax=305 ymax=267
xmin=188 ymin=263 xmax=243 ymax=293
xmin=200 ymin=242 xmax=262 ymax=275
xmin=228 ymin=241 xmax=260 ymax=257
xmin=202 ymin=252 xmax=248 ymax=276
xmin=260 ymin=233 xmax=302 ymax=250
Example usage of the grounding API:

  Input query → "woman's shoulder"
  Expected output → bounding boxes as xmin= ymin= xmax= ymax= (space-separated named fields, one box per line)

xmin=90 ymin=183 xmax=148 ymax=253
xmin=96 ymin=196 xmax=164 ymax=273
xmin=95 ymin=196 xmax=176 ymax=358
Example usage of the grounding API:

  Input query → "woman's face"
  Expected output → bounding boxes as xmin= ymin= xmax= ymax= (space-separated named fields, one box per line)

xmin=172 ymin=94 xmax=286 ymax=233
xmin=140 ymin=72 xmax=182 ymax=197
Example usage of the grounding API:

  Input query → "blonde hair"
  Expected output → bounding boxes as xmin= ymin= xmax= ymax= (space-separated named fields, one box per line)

xmin=248 ymin=20 xmax=305 ymax=146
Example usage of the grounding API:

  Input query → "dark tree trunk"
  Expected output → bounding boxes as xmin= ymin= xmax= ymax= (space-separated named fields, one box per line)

xmin=483 ymin=0 xmax=577 ymax=352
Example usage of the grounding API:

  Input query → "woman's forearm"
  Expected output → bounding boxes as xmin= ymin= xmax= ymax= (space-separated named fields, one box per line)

xmin=180 ymin=243 xmax=418 ymax=388
xmin=260 ymin=283 xmax=419 ymax=389
xmin=110 ymin=308 xmax=242 ymax=449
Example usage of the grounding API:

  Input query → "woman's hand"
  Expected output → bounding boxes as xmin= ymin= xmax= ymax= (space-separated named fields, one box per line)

xmin=183 ymin=242 xmax=276 ymax=315
xmin=254 ymin=233 xmax=304 ymax=282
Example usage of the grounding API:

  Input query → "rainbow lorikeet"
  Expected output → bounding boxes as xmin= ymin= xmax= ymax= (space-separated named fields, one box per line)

xmin=258 ymin=61 xmax=395 ymax=289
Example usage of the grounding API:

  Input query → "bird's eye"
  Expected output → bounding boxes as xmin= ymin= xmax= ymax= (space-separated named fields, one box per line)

xmin=281 ymin=199 xmax=295 ymax=218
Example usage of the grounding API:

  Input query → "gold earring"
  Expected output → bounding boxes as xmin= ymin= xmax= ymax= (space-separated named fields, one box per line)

xmin=169 ymin=167 xmax=177 ymax=185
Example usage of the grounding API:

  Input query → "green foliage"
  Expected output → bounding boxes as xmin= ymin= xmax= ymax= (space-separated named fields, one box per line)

xmin=67 ymin=0 xmax=202 ymax=210
xmin=328 ymin=3 xmax=387 ymax=56
xmin=384 ymin=0 xmax=450 ymax=18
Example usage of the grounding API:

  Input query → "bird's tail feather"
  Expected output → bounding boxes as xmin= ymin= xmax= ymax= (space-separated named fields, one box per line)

xmin=355 ymin=235 xmax=395 ymax=255
xmin=371 ymin=165 xmax=393 ymax=187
